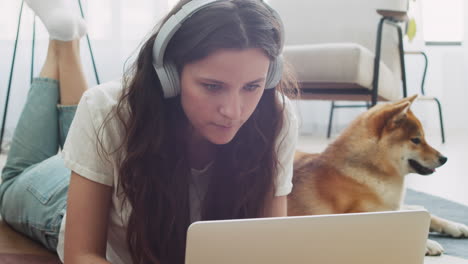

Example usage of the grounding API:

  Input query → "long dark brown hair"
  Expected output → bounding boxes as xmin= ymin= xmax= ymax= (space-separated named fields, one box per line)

xmin=100 ymin=0 xmax=298 ymax=263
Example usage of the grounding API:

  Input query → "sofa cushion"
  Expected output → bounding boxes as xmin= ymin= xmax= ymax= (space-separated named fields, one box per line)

xmin=283 ymin=43 xmax=402 ymax=101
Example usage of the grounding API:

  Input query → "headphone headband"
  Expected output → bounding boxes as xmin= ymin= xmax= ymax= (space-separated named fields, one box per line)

xmin=153 ymin=0 xmax=224 ymax=69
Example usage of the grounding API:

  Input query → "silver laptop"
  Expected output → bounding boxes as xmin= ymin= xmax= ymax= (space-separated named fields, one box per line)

xmin=185 ymin=210 xmax=430 ymax=264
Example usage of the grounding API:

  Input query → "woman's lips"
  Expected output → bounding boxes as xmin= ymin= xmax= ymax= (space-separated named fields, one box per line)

xmin=214 ymin=124 xmax=232 ymax=128
xmin=213 ymin=123 xmax=234 ymax=130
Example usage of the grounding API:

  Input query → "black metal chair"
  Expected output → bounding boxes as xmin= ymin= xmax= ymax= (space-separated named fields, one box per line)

xmin=327 ymin=17 xmax=445 ymax=144
xmin=325 ymin=10 xmax=409 ymax=138
xmin=0 ymin=0 xmax=100 ymax=152
xmin=404 ymin=51 xmax=445 ymax=143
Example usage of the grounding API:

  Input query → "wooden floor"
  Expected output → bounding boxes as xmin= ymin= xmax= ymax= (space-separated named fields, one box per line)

xmin=0 ymin=217 xmax=55 ymax=257
xmin=0 ymin=216 xmax=60 ymax=263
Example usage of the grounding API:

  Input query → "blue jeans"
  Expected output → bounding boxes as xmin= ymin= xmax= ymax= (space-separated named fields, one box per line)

xmin=0 ymin=78 xmax=76 ymax=252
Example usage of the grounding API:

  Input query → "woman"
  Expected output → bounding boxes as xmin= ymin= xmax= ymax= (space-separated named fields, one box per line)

xmin=0 ymin=0 xmax=298 ymax=263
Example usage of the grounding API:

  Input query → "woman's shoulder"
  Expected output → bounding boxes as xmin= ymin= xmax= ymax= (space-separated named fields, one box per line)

xmin=76 ymin=80 xmax=128 ymax=155
xmin=277 ymin=92 xmax=298 ymax=123
xmin=276 ymin=92 xmax=299 ymax=145
xmin=77 ymin=79 xmax=128 ymax=141
xmin=82 ymin=79 xmax=124 ymax=112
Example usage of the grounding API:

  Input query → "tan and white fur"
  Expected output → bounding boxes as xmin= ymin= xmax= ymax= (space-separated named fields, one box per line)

xmin=289 ymin=95 xmax=468 ymax=256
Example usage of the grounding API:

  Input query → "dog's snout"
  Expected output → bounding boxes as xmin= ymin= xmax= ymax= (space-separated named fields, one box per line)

xmin=439 ymin=156 xmax=448 ymax=165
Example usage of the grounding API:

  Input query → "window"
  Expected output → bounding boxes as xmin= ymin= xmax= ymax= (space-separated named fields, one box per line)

xmin=421 ymin=0 xmax=464 ymax=45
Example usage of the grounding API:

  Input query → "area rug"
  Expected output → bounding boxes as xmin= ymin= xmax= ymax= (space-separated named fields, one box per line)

xmin=405 ymin=189 xmax=468 ymax=259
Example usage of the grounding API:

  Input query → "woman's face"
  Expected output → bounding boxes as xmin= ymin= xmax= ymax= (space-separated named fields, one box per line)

xmin=180 ymin=48 xmax=271 ymax=145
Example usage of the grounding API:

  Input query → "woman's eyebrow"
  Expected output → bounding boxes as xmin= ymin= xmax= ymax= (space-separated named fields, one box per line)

xmin=246 ymin=78 xmax=265 ymax=84
xmin=198 ymin=77 xmax=265 ymax=84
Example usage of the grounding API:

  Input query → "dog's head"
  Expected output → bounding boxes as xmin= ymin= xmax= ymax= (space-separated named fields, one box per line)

xmin=363 ymin=95 xmax=447 ymax=176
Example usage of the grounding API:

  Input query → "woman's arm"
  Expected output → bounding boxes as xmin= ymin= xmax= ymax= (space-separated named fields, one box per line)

xmin=263 ymin=195 xmax=287 ymax=217
xmin=64 ymin=171 xmax=113 ymax=264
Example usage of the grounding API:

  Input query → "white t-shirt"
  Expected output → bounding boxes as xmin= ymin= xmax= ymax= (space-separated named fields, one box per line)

xmin=56 ymin=80 xmax=298 ymax=264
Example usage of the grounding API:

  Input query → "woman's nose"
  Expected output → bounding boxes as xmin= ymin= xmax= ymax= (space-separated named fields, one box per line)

xmin=219 ymin=94 xmax=241 ymax=120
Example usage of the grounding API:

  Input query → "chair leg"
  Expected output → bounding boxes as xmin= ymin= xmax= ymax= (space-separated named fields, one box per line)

xmin=397 ymin=26 xmax=408 ymax=98
xmin=31 ymin=15 xmax=36 ymax=85
xmin=77 ymin=0 xmax=100 ymax=85
xmin=0 ymin=0 xmax=25 ymax=152
xmin=434 ymin=98 xmax=446 ymax=144
xmin=327 ymin=101 xmax=335 ymax=138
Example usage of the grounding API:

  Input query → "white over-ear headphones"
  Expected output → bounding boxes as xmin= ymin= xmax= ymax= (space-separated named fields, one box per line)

xmin=152 ymin=0 xmax=284 ymax=98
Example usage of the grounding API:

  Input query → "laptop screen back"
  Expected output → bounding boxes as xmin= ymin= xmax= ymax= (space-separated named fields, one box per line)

xmin=185 ymin=210 xmax=430 ymax=264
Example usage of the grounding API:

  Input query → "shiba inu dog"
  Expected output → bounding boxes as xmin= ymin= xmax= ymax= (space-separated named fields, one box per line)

xmin=290 ymin=95 xmax=468 ymax=256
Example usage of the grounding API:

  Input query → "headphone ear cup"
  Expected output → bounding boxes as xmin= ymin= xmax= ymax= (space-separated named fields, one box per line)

xmin=160 ymin=61 xmax=181 ymax=98
xmin=265 ymin=55 xmax=283 ymax=89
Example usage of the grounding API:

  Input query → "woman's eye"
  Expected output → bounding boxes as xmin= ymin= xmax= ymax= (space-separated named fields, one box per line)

xmin=411 ymin=138 xmax=421 ymax=144
xmin=203 ymin=83 xmax=221 ymax=91
xmin=244 ymin=84 xmax=261 ymax=92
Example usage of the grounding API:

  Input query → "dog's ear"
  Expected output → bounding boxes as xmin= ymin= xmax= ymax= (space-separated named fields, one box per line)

xmin=393 ymin=94 xmax=418 ymax=107
xmin=371 ymin=101 xmax=411 ymax=137
xmin=388 ymin=101 xmax=411 ymax=128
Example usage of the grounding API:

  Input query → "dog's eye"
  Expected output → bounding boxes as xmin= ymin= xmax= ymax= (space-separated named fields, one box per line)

xmin=411 ymin=138 xmax=421 ymax=144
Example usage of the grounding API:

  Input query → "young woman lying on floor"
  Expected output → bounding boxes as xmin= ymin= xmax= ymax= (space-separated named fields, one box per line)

xmin=0 ymin=0 xmax=298 ymax=263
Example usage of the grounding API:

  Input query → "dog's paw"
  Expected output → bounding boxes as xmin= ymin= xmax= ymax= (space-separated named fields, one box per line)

xmin=426 ymin=239 xmax=444 ymax=256
xmin=431 ymin=215 xmax=468 ymax=238
xmin=438 ymin=220 xmax=468 ymax=238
